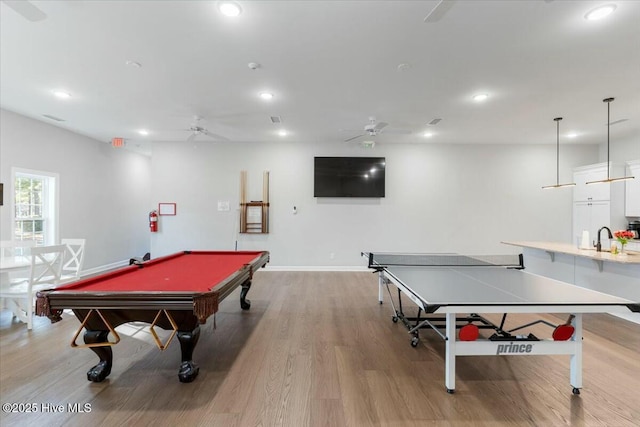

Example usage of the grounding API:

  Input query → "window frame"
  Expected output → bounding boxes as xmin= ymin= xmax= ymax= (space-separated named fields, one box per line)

xmin=11 ymin=167 xmax=59 ymax=246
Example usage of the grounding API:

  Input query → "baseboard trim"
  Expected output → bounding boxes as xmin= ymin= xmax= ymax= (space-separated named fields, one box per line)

xmin=79 ymin=260 xmax=130 ymax=278
xmin=262 ymin=265 xmax=369 ymax=272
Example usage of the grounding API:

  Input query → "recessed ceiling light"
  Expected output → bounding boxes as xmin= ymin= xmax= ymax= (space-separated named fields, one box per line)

xmin=584 ymin=4 xmax=616 ymax=21
xmin=138 ymin=129 xmax=149 ymax=136
xmin=278 ymin=129 xmax=287 ymax=136
xmin=259 ymin=92 xmax=274 ymax=100
xmin=218 ymin=1 xmax=242 ymax=17
xmin=423 ymin=132 xmax=434 ymax=138
xmin=472 ymin=93 xmax=489 ymax=102
xmin=567 ymin=132 xmax=578 ymax=139
xmin=53 ymin=90 xmax=71 ymax=99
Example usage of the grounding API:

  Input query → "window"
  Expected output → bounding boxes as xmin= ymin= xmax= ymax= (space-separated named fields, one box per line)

xmin=12 ymin=168 xmax=59 ymax=245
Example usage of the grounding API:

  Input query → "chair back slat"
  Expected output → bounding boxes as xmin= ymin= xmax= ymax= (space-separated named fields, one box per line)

xmin=61 ymin=238 xmax=86 ymax=281
xmin=29 ymin=244 xmax=67 ymax=287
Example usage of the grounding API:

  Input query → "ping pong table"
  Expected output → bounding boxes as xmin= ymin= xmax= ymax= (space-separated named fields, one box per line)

xmin=363 ymin=252 xmax=639 ymax=394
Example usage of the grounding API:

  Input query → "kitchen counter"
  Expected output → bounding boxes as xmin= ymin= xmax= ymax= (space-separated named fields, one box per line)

xmin=502 ymin=240 xmax=640 ymax=324
xmin=502 ymin=241 xmax=640 ymax=265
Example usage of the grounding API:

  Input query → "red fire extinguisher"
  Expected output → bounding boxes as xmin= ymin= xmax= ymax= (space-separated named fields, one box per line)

xmin=149 ymin=210 xmax=158 ymax=232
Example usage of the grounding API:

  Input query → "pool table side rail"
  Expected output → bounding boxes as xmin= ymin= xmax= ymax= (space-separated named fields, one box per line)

xmin=36 ymin=251 xmax=270 ymax=324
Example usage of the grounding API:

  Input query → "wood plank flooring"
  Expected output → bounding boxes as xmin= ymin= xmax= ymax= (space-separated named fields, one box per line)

xmin=1 ymin=271 xmax=639 ymax=426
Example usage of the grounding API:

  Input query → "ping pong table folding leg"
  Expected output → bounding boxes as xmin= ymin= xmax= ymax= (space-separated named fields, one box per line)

xmin=378 ymin=270 xmax=384 ymax=304
xmin=569 ymin=313 xmax=583 ymax=394
xmin=445 ymin=312 xmax=456 ymax=393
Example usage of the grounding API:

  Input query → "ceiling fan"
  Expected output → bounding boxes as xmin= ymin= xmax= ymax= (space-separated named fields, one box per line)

xmin=423 ymin=0 xmax=553 ymax=23
xmin=343 ymin=117 xmax=411 ymax=142
xmin=423 ymin=0 xmax=457 ymax=23
xmin=183 ymin=118 xmax=229 ymax=142
xmin=2 ymin=0 xmax=47 ymax=22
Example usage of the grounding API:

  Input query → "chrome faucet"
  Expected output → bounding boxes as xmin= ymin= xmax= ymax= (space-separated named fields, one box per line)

xmin=596 ymin=226 xmax=613 ymax=252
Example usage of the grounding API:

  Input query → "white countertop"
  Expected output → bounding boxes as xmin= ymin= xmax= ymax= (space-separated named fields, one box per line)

xmin=502 ymin=241 xmax=640 ymax=265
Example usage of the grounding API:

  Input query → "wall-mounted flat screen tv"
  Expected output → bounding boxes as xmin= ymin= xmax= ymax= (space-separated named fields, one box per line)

xmin=314 ymin=157 xmax=386 ymax=198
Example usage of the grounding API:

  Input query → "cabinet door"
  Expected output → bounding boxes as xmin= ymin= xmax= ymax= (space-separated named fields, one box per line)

xmin=587 ymin=168 xmax=610 ymax=201
xmin=573 ymin=166 xmax=610 ymax=202
xmin=573 ymin=170 xmax=590 ymax=202
xmin=625 ymin=163 xmax=640 ymax=216
xmin=573 ymin=201 xmax=611 ymax=248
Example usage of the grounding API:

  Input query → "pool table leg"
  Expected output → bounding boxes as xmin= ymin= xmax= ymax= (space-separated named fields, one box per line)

xmin=240 ymin=280 xmax=252 ymax=310
xmin=84 ymin=330 xmax=113 ymax=382
xmin=177 ymin=326 xmax=201 ymax=383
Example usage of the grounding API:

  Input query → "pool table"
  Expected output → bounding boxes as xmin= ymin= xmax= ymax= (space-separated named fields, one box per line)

xmin=36 ymin=250 xmax=269 ymax=383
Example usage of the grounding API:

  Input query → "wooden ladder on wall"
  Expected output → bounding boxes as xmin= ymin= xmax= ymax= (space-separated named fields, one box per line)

xmin=240 ymin=170 xmax=269 ymax=234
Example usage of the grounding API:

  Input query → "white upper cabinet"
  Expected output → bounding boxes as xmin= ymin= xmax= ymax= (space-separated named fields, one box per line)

xmin=573 ymin=163 xmax=610 ymax=202
xmin=625 ymin=160 xmax=640 ymax=217
xmin=572 ymin=162 xmax=627 ymax=246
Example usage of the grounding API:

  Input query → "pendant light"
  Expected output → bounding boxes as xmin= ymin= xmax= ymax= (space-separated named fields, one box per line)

xmin=586 ymin=97 xmax=635 ymax=185
xmin=542 ymin=117 xmax=576 ymax=189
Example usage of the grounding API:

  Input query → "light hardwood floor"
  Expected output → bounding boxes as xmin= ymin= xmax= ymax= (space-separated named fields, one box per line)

xmin=1 ymin=271 xmax=639 ymax=426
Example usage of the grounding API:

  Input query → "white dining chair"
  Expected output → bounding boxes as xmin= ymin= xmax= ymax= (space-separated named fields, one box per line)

xmin=60 ymin=238 xmax=86 ymax=284
xmin=0 ymin=244 xmax=67 ymax=330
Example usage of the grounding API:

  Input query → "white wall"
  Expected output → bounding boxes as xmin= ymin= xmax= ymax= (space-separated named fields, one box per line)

xmin=598 ymin=131 xmax=640 ymax=164
xmin=150 ymin=139 xmax=599 ymax=267
xmin=0 ymin=109 xmax=152 ymax=271
xmin=6 ymin=108 xmax=624 ymax=269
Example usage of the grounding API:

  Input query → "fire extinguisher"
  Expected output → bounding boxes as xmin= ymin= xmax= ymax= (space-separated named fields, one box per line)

xmin=149 ymin=210 xmax=158 ymax=232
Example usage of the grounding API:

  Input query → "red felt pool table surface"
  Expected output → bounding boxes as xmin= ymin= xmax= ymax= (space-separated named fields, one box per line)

xmin=56 ymin=250 xmax=267 ymax=292
xmin=35 ymin=250 xmax=270 ymax=384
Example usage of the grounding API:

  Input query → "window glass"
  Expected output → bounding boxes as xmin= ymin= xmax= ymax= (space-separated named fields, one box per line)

xmin=12 ymin=170 xmax=58 ymax=245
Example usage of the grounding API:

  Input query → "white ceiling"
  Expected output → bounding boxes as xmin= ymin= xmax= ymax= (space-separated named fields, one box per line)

xmin=1 ymin=0 xmax=639 ymax=156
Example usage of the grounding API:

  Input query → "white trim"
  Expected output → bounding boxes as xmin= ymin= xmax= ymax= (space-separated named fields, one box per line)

xmin=10 ymin=167 xmax=60 ymax=245
xmin=79 ymin=260 xmax=130 ymax=278
xmin=261 ymin=265 xmax=368 ymax=272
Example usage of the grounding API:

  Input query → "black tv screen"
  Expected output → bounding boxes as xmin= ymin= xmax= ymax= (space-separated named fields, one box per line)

xmin=314 ymin=157 xmax=386 ymax=198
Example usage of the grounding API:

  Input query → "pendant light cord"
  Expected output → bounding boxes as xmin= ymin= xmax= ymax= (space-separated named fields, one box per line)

xmin=554 ymin=117 xmax=562 ymax=185
xmin=604 ymin=97 xmax=614 ymax=180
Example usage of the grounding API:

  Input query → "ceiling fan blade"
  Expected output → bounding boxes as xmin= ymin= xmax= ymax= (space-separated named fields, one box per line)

xmin=202 ymin=129 xmax=230 ymax=141
xmin=344 ymin=134 xmax=365 ymax=142
xmin=3 ymin=0 xmax=47 ymax=21
xmin=423 ymin=0 xmax=456 ymax=23
xmin=374 ymin=122 xmax=388 ymax=131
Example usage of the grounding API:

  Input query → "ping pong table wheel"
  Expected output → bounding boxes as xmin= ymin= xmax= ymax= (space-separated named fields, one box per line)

xmin=447 ymin=388 xmax=455 ymax=394
xmin=572 ymin=387 xmax=581 ymax=395
xmin=392 ymin=315 xmax=398 ymax=323
xmin=410 ymin=337 xmax=420 ymax=347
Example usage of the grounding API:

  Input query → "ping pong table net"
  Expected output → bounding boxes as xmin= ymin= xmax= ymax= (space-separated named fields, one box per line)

xmin=366 ymin=252 xmax=524 ymax=269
